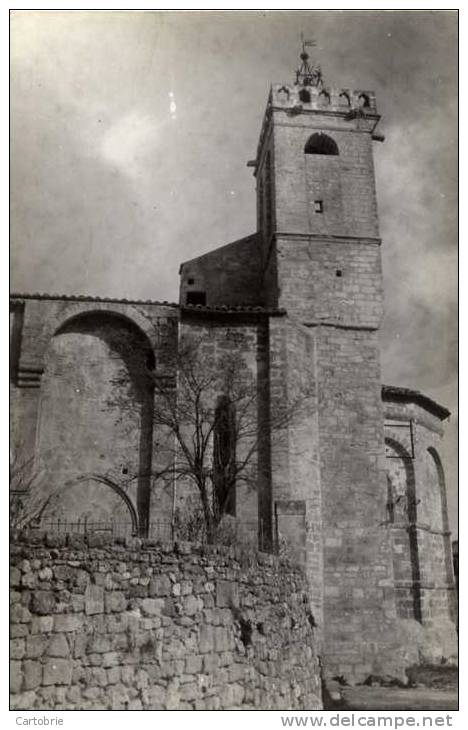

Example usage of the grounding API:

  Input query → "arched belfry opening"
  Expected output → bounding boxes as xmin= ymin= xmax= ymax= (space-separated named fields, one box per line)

xmin=37 ymin=311 xmax=155 ymax=536
xmin=304 ymin=133 xmax=339 ymax=156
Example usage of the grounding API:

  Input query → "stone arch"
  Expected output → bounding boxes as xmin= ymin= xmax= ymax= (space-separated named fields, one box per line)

xmin=43 ymin=474 xmax=139 ymax=535
xmin=385 ymin=436 xmax=421 ymax=621
xmin=54 ymin=308 xmax=156 ymax=364
xmin=37 ymin=310 xmax=156 ymax=536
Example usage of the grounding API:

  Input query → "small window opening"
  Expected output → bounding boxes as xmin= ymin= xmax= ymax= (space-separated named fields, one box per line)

xmin=186 ymin=291 xmax=206 ymax=306
xmin=299 ymin=88 xmax=311 ymax=103
xmin=187 ymin=278 xmax=195 ymax=285
xmin=122 ymin=467 xmax=128 ymax=475
xmin=314 ymin=200 xmax=323 ymax=213
xmin=336 ymin=270 xmax=342 ymax=277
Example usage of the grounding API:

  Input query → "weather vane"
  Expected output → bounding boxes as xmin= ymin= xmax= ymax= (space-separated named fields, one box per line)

xmin=295 ymin=35 xmax=323 ymax=88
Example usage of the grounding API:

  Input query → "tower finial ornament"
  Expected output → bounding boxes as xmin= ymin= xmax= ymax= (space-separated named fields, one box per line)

xmin=295 ymin=36 xmax=323 ymax=88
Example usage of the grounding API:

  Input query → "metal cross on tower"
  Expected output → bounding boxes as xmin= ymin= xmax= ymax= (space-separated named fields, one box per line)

xmin=295 ymin=36 xmax=323 ymax=88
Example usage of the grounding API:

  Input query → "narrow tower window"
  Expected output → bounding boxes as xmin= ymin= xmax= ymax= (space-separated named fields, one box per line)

xmin=314 ymin=200 xmax=323 ymax=213
xmin=213 ymin=396 xmax=236 ymax=517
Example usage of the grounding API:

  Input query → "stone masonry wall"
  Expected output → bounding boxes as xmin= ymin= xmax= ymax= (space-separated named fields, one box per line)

xmin=382 ymin=400 xmax=458 ymax=665
xmin=273 ymin=114 xmax=380 ymax=240
xmin=275 ymin=237 xmax=383 ymax=328
xmin=179 ymin=234 xmax=263 ymax=308
xmin=315 ymin=326 xmax=404 ymax=682
xmin=10 ymin=296 xmax=178 ymax=538
xmin=10 ymin=534 xmax=322 ymax=711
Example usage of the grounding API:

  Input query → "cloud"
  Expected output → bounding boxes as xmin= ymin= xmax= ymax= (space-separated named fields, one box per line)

xmin=99 ymin=110 xmax=165 ymax=182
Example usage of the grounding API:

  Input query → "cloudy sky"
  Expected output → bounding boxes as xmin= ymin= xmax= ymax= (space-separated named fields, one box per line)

xmin=10 ymin=10 xmax=458 ymax=530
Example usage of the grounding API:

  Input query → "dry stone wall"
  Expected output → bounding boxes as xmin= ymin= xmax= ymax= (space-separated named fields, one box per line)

xmin=10 ymin=533 xmax=322 ymax=711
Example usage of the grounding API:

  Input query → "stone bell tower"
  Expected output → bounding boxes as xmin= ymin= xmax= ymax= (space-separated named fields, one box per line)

xmin=253 ymin=46 xmax=406 ymax=681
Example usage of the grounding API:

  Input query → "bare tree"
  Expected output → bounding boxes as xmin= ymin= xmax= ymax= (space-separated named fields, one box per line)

xmin=9 ymin=445 xmax=58 ymax=530
xmin=129 ymin=333 xmax=310 ymax=544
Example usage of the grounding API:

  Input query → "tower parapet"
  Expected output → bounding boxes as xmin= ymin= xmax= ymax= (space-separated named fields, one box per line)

xmin=270 ymin=83 xmax=378 ymax=114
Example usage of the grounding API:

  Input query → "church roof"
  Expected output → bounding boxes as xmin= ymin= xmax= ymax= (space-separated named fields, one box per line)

xmin=10 ymin=292 xmax=179 ymax=307
xmin=382 ymin=385 xmax=450 ymax=421
xmin=10 ymin=293 xmax=286 ymax=316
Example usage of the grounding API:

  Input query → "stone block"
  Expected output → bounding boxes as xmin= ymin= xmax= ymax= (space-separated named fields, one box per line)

xmin=48 ymin=633 xmax=70 ymax=657
xmin=214 ymin=626 xmax=231 ymax=652
xmin=70 ymin=594 xmax=85 ymax=612
xmin=141 ymin=598 xmax=164 ymax=616
xmin=149 ymin=574 xmax=172 ymax=597
xmin=10 ymin=660 xmax=22 ymax=693
xmin=203 ymin=653 xmax=219 ymax=672
xmin=54 ymin=614 xmax=80 ymax=632
xmin=26 ymin=635 xmax=47 ymax=659
xmin=43 ymin=659 xmax=73 ymax=686
xmin=10 ymin=604 xmax=31 ymax=623
xmin=90 ymin=667 xmax=108 ymax=686
xmin=31 ymin=615 xmax=54 ymax=634
xmin=104 ymin=591 xmax=127 ymax=613
xmin=107 ymin=667 xmax=121 ymax=685
xmin=38 ymin=567 xmax=53 ymax=581
xmin=102 ymin=651 xmax=120 ymax=667
xmin=22 ymin=571 xmax=37 ymax=589
xmin=183 ymin=594 xmax=201 ymax=616
xmin=10 ymin=624 xmax=28 ymax=638
xmin=199 ymin=625 xmax=214 ymax=653
xmin=216 ymin=579 xmax=239 ymax=608
xmin=10 ymin=567 xmax=21 ymax=587
xmin=73 ymin=634 xmax=87 ymax=658
xmin=31 ymin=590 xmax=56 ymax=615
xmin=85 ymin=584 xmax=104 ymax=615
xmin=23 ymin=660 xmax=42 ymax=691
xmin=53 ymin=565 xmax=75 ymax=582
xmin=185 ymin=654 xmax=203 ymax=674
xmin=66 ymin=686 xmax=82 ymax=704
xmin=10 ymin=638 xmax=25 ymax=660
xmin=87 ymin=634 xmax=113 ymax=654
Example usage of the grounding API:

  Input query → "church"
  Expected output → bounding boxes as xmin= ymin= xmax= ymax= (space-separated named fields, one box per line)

xmin=10 ymin=49 xmax=457 ymax=682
